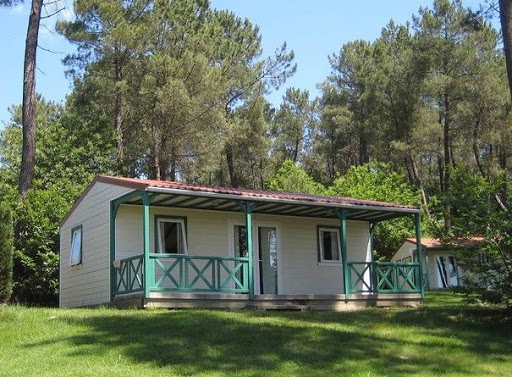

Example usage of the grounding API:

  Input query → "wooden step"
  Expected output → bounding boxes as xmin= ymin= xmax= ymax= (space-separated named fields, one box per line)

xmin=257 ymin=303 xmax=310 ymax=311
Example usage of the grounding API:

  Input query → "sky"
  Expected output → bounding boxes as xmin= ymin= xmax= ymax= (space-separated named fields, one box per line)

xmin=0 ymin=0 xmax=487 ymax=129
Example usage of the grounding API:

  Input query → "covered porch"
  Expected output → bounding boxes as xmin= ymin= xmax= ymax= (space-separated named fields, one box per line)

xmin=109 ymin=183 xmax=424 ymax=310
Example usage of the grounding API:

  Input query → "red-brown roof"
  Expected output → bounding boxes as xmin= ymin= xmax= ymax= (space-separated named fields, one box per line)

xmin=60 ymin=175 xmax=420 ymax=227
xmin=405 ymin=237 xmax=485 ymax=249
xmin=96 ymin=175 xmax=417 ymax=210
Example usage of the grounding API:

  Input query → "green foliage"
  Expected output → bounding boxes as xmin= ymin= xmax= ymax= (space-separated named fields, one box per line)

xmin=447 ymin=167 xmax=496 ymax=236
xmin=10 ymin=189 xmax=71 ymax=306
xmin=331 ymin=162 xmax=421 ymax=259
xmin=0 ymin=202 xmax=14 ymax=303
xmin=330 ymin=162 xmax=419 ymax=205
xmin=0 ymin=97 xmax=117 ymax=306
xmin=0 ymin=1 xmax=23 ymax=6
xmin=0 ymin=98 xmax=117 ymax=194
xmin=220 ymin=96 xmax=274 ymax=188
xmin=456 ymin=209 xmax=512 ymax=307
xmin=2 ymin=0 xmax=512 ymax=304
xmin=448 ymin=173 xmax=512 ymax=306
xmin=268 ymin=160 xmax=327 ymax=195
xmin=58 ymin=0 xmax=295 ymax=183
xmin=271 ymin=88 xmax=317 ymax=164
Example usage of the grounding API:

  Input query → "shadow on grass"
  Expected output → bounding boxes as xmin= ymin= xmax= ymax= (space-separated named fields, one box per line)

xmin=24 ymin=296 xmax=512 ymax=376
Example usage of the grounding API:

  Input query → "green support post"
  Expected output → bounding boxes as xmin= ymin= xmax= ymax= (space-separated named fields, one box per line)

xmin=110 ymin=190 xmax=145 ymax=303
xmin=337 ymin=210 xmax=350 ymax=300
xmin=109 ymin=201 xmax=117 ymax=303
xmin=425 ymin=254 xmax=430 ymax=290
xmin=369 ymin=222 xmax=375 ymax=292
xmin=414 ymin=213 xmax=424 ymax=298
xmin=244 ymin=202 xmax=255 ymax=299
xmin=142 ymin=192 xmax=152 ymax=299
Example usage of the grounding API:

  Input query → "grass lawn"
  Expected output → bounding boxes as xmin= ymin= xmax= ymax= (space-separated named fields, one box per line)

xmin=1 ymin=292 xmax=511 ymax=377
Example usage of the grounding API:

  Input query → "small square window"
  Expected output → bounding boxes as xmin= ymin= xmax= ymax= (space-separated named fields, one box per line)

xmin=479 ymin=252 xmax=490 ymax=264
xmin=156 ymin=217 xmax=187 ymax=254
xmin=70 ymin=226 xmax=82 ymax=266
xmin=318 ymin=227 xmax=341 ymax=262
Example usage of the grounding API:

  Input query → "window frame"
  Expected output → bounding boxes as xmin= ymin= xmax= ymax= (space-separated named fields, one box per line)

xmin=233 ymin=224 xmax=248 ymax=258
xmin=154 ymin=215 xmax=188 ymax=254
xmin=317 ymin=226 xmax=342 ymax=263
xmin=69 ymin=225 xmax=83 ymax=267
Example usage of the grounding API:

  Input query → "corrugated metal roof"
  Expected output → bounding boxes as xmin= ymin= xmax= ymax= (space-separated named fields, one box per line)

xmin=60 ymin=175 xmax=421 ymax=227
xmin=405 ymin=237 xmax=485 ymax=249
xmin=97 ymin=175 xmax=417 ymax=210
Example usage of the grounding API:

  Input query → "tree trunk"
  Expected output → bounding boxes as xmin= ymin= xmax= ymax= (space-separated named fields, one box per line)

xmin=292 ymin=138 xmax=299 ymax=163
xmin=409 ymin=153 xmax=432 ymax=220
xmin=150 ymin=127 xmax=160 ymax=180
xmin=114 ymin=50 xmax=125 ymax=166
xmin=500 ymin=0 xmax=512 ymax=100
xmin=169 ymin=147 xmax=177 ymax=181
xmin=359 ymin=134 xmax=369 ymax=165
xmin=473 ymin=117 xmax=486 ymax=178
xmin=225 ymin=144 xmax=238 ymax=188
xmin=443 ymin=95 xmax=452 ymax=232
xmin=19 ymin=0 xmax=43 ymax=198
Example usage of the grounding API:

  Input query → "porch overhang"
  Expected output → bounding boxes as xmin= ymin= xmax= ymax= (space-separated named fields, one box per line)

xmin=105 ymin=175 xmax=424 ymax=305
xmin=115 ymin=187 xmax=419 ymax=222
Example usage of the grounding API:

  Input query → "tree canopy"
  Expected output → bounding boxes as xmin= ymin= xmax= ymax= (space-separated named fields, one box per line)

xmin=2 ymin=0 xmax=512 ymax=305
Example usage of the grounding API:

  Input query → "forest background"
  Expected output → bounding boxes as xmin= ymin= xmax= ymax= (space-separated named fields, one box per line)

xmin=0 ymin=0 xmax=511 ymax=306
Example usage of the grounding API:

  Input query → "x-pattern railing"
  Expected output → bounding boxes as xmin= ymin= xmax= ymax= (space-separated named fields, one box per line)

xmin=397 ymin=264 xmax=419 ymax=291
xmin=115 ymin=255 xmax=144 ymax=294
xmin=348 ymin=263 xmax=372 ymax=292
xmin=218 ymin=259 xmax=247 ymax=290
xmin=348 ymin=261 xmax=421 ymax=294
xmin=149 ymin=254 xmax=249 ymax=293
xmin=154 ymin=257 xmax=182 ymax=288
xmin=375 ymin=264 xmax=395 ymax=291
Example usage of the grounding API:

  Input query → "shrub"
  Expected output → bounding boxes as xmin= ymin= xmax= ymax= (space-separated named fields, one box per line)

xmin=0 ymin=203 xmax=14 ymax=303
xmin=11 ymin=189 xmax=71 ymax=306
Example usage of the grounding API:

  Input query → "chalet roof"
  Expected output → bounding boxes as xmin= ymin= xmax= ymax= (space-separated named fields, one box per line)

xmin=97 ymin=175 xmax=416 ymax=211
xmin=405 ymin=237 xmax=485 ymax=249
xmin=60 ymin=175 xmax=420 ymax=227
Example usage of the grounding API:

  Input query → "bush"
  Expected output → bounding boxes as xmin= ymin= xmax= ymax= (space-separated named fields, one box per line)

xmin=0 ymin=203 xmax=14 ymax=303
xmin=11 ymin=189 xmax=71 ymax=306
xmin=268 ymin=160 xmax=327 ymax=195
xmin=330 ymin=162 xmax=421 ymax=259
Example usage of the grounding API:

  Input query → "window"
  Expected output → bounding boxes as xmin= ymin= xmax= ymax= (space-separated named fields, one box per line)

xmin=70 ymin=225 xmax=82 ymax=266
xmin=156 ymin=217 xmax=187 ymax=254
xmin=318 ymin=227 xmax=341 ymax=262
xmin=479 ymin=252 xmax=490 ymax=264
xmin=448 ymin=256 xmax=457 ymax=277
xmin=233 ymin=225 xmax=247 ymax=257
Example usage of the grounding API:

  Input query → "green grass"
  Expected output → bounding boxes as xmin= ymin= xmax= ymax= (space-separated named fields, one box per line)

xmin=0 ymin=292 xmax=511 ymax=377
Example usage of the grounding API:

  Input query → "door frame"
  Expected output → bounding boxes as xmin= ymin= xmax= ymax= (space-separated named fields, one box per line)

xmin=227 ymin=218 xmax=282 ymax=295
xmin=253 ymin=221 xmax=281 ymax=295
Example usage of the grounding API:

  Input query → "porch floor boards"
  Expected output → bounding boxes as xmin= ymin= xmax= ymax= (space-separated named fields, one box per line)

xmin=114 ymin=292 xmax=422 ymax=310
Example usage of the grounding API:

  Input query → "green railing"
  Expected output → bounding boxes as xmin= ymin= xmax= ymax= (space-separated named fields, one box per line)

xmin=115 ymin=254 xmax=144 ymax=295
xmin=148 ymin=254 xmax=249 ymax=293
xmin=347 ymin=261 xmax=421 ymax=294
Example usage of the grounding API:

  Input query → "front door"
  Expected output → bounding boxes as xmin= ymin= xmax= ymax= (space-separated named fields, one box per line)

xmin=257 ymin=226 xmax=278 ymax=294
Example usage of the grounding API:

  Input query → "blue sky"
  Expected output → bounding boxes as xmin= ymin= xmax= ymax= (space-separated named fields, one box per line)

xmin=0 ymin=0 xmax=486 ymax=128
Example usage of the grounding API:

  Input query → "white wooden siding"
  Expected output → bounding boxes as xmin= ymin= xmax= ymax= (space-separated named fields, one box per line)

xmin=59 ymin=182 xmax=133 ymax=308
xmin=116 ymin=206 xmax=371 ymax=295
xmin=392 ymin=241 xmax=466 ymax=289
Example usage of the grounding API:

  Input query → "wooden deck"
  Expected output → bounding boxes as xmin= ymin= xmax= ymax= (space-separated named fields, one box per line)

xmin=114 ymin=292 xmax=422 ymax=310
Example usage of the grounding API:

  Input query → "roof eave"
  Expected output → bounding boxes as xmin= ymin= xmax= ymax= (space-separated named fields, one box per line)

xmin=146 ymin=186 xmax=420 ymax=215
